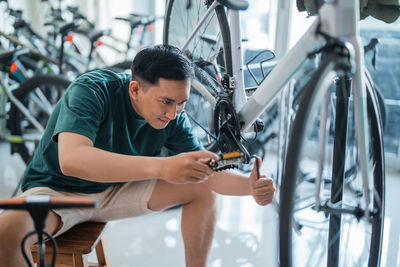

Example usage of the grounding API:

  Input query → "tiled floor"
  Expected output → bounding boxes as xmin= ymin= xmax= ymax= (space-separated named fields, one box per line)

xmin=0 ymin=141 xmax=399 ymax=266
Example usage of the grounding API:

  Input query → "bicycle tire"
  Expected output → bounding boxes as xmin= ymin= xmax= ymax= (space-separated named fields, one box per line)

xmin=164 ymin=0 xmax=233 ymax=150
xmin=8 ymin=74 xmax=71 ymax=164
xmin=164 ymin=0 xmax=232 ymax=74
xmin=279 ymin=53 xmax=385 ymax=267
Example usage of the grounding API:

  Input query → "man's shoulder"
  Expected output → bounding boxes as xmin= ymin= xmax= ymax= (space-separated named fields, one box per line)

xmin=74 ymin=69 xmax=131 ymax=86
xmin=67 ymin=69 xmax=130 ymax=99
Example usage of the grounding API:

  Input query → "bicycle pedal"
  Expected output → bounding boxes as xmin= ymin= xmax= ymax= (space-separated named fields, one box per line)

xmin=207 ymin=151 xmax=244 ymax=171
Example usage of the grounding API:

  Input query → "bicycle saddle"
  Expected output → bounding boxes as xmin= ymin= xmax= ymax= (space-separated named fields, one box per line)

xmin=59 ymin=21 xmax=81 ymax=37
xmin=88 ymin=29 xmax=112 ymax=45
xmin=0 ymin=48 xmax=30 ymax=71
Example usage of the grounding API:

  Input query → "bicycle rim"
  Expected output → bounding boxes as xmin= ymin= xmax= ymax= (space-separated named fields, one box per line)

xmin=164 ymin=0 xmax=232 ymax=150
xmin=279 ymin=54 xmax=385 ymax=267
xmin=9 ymin=74 xmax=70 ymax=164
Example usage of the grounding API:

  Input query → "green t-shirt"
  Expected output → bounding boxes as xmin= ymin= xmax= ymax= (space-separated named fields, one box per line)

xmin=21 ymin=69 xmax=203 ymax=193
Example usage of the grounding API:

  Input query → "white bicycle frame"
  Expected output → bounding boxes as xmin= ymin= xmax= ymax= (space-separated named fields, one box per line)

xmin=0 ymin=72 xmax=49 ymax=143
xmin=181 ymin=0 xmax=374 ymax=216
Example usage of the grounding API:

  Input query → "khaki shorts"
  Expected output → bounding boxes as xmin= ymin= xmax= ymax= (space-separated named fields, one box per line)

xmin=21 ymin=179 xmax=158 ymax=237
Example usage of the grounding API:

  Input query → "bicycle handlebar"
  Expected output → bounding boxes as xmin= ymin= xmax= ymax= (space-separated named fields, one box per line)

xmin=0 ymin=196 xmax=97 ymax=210
xmin=130 ymin=12 xmax=150 ymax=18
xmin=59 ymin=21 xmax=82 ymax=36
xmin=115 ymin=14 xmax=156 ymax=28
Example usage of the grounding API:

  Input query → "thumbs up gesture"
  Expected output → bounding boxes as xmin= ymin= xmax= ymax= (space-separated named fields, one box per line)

xmin=249 ymin=157 xmax=275 ymax=206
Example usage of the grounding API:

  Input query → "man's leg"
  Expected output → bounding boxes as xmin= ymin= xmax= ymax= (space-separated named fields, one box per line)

xmin=148 ymin=180 xmax=217 ymax=267
xmin=0 ymin=209 xmax=61 ymax=267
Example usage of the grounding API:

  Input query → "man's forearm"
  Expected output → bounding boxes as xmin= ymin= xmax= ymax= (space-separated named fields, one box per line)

xmin=60 ymin=145 xmax=163 ymax=183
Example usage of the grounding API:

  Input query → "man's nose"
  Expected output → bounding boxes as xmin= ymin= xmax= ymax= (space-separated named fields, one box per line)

xmin=165 ymin=105 xmax=178 ymax=120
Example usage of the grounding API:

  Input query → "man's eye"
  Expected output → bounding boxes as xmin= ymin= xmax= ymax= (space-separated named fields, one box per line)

xmin=162 ymin=100 xmax=171 ymax=105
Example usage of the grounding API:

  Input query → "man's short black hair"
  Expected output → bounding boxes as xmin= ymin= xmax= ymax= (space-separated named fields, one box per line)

xmin=131 ymin=44 xmax=194 ymax=84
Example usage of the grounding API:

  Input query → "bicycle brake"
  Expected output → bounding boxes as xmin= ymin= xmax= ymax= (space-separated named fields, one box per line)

xmin=207 ymin=151 xmax=247 ymax=171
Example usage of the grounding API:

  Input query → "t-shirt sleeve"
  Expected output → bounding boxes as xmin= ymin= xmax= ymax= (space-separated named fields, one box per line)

xmin=165 ymin=111 xmax=204 ymax=155
xmin=52 ymin=81 xmax=107 ymax=143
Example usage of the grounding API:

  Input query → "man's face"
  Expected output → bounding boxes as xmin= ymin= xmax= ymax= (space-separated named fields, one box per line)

xmin=129 ymin=78 xmax=190 ymax=129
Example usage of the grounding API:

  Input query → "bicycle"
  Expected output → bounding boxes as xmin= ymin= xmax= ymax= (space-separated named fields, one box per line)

xmin=1 ymin=6 xmax=81 ymax=78
xmin=44 ymin=6 xmax=159 ymax=72
xmin=2 ymin=5 xmax=111 ymax=75
xmin=0 ymin=196 xmax=96 ymax=267
xmin=163 ymin=0 xmax=385 ymax=266
xmin=0 ymin=49 xmax=70 ymax=198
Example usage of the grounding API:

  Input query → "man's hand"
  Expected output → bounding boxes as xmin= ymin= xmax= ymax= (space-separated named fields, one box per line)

xmin=249 ymin=157 xmax=275 ymax=205
xmin=160 ymin=151 xmax=220 ymax=184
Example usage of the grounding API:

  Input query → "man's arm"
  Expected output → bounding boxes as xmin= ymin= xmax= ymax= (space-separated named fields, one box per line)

xmin=58 ymin=132 xmax=219 ymax=184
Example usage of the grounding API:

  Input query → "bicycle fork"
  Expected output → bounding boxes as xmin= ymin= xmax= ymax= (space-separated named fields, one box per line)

xmin=316 ymin=75 xmax=373 ymax=267
xmin=327 ymin=77 xmax=351 ymax=267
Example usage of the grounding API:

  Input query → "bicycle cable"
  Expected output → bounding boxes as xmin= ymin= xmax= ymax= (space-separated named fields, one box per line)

xmin=250 ymin=155 xmax=261 ymax=179
xmin=186 ymin=112 xmax=217 ymax=141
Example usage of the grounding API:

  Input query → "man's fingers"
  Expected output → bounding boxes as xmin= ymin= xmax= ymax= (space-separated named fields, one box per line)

xmin=253 ymin=188 xmax=275 ymax=196
xmin=195 ymin=159 xmax=214 ymax=174
xmin=253 ymin=185 xmax=275 ymax=195
xmin=251 ymin=177 xmax=275 ymax=204
xmin=177 ymin=152 xmax=216 ymax=183
xmin=256 ymin=198 xmax=274 ymax=206
xmin=255 ymin=195 xmax=274 ymax=202
xmin=252 ymin=178 xmax=274 ymax=189
xmin=254 ymin=191 xmax=274 ymax=202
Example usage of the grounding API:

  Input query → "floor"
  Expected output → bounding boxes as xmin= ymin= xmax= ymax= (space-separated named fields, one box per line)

xmin=0 ymin=141 xmax=399 ymax=267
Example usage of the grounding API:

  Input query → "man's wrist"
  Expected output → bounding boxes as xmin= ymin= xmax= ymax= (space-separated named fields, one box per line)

xmin=152 ymin=157 xmax=165 ymax=180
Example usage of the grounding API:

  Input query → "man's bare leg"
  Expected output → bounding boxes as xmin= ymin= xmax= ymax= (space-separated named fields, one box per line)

xmin=0 ymin=209 xmax=61 ymax=267
xmin=148 ymin=180 xmax=217 ymax=267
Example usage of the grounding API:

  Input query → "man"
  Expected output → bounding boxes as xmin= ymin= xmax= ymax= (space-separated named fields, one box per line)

xmin=0 ymin=45 xmax=275 ymax=267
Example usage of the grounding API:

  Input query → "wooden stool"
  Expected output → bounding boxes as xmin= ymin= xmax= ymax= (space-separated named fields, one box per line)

xmin=31 ymin=222 xmax=110 ymax=267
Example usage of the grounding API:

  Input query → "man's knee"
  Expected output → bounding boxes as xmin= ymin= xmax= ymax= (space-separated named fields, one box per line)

xmin=190 ymin=183 xmax=217 ymax=207
xmin=149 ymin=180 xmax=218 ymax=211
xmin=0 ymin=211 xmax=33 ymax=253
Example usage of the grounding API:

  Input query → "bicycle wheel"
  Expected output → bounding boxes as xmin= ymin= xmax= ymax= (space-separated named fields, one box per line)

xmin=279 ymin=53 xmax=385 ymax=267
xmin=164 ymin=0 xmax=232 ymax=75
xmin=8 ymin=74 xmax=70 ymax=164
xmin=164 ymin=0 xmax=232 ymax=150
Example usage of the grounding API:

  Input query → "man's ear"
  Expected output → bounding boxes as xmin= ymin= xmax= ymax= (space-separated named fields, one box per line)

xmin=129 ymin=81 xmax=140 ymax=98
